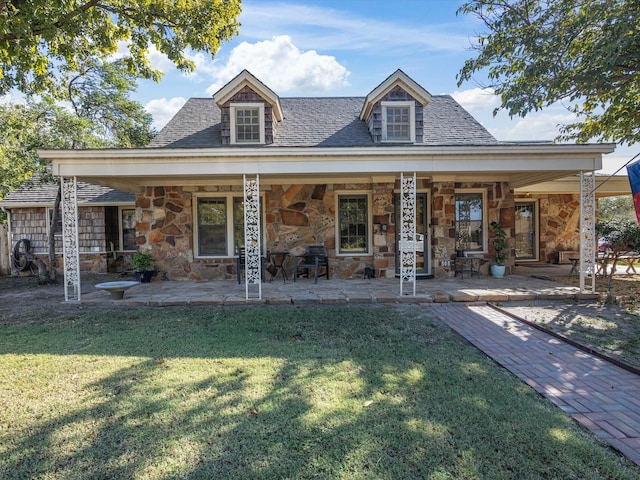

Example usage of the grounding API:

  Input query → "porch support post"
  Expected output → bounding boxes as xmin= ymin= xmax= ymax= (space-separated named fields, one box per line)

xmin=243 ymin=174 xmax=262 ymax=300
xmin=579 ymin=171 xmax=596 ymax=293
xmin=61 ymin=176 xmax=81 ymax=302
xmin=400 ymin=172 xmax=416 ymax=296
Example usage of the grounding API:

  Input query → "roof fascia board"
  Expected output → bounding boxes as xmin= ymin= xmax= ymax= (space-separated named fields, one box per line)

xmin=212 ymin=69 xmax=283 ymax=121
xmin=38 ymin=143 xmax=617 ymax=161
xmin=360 ymin=69 xmax=432 ymax=120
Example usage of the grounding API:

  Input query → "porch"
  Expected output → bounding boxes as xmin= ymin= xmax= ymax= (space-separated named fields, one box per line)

xmin=81 ymin=263 xmax=595 ymax=306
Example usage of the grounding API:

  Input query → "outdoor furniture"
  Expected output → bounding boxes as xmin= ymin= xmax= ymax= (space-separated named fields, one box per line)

xmin=95 ymin=281 xmax=139 ymax=299
xmin=293 ymin=245 xmax=329 ymax=283
xmin=569 ymin=257 xmax=580 ymax=275
xmin=454 ymin=256 xmax=480 ymax=279
xmin=268 ymin=251 xmax=289 ymax=282
xmin=236 ymin=247 xmax=266 ymax=283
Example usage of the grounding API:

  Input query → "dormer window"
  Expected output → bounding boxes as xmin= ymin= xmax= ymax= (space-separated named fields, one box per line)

xmin=231 ymin=103 xmax=265 ymax=144
xmin=382 ymin=101 xmax=415 ymax=143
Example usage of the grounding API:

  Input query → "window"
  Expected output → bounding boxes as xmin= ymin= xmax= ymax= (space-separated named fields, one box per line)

xmin=196 ymin=195 xmax=263 ymax=256
xmin=455 ymin=191 xmax=486 ymax=253
xmin=121 ymin=208 xmax=136 ymax=251
xmin=338 ymin=195 xmax=369 ymax=254
xmin=231 ymin=103 xmax=264 ymax=144
xmin=382 ymin=101 xmax=415 ymax=142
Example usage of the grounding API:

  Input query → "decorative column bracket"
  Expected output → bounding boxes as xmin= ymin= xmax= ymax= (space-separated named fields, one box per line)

xmin=62 ymin=177 xmax=81 ymax=302
xmin=399 ymin=172 xmax=417 ymax=296
xmin=243 ymin=174 xmax=262 ymax=300
xmin=579 ymin=171 xmax=596 ymax=293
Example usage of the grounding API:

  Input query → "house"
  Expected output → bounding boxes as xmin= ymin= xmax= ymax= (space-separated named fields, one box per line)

xmin=1 ymin=174 xmax=136 ymax=273
xmin=5 ymin=69 xmax=629 ymax=298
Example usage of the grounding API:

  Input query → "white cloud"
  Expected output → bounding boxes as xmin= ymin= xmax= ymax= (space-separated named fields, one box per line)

xmin=239 ymin=3 xmax=470 ymax=53
xmin=204 ymin=35 xmax=350 ymax=95
xmin=110 ymin=41 xmax=175 ymax=74
xmin=451 ymin=87 xmax=499 ymax=113
xmin=490 ymin=111 xmax=576 ymax=142
xmin=145 ymin=97 xmax=187 ymax=130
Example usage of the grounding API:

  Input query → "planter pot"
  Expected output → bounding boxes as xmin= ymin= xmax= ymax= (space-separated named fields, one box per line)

xmin=491 ymin=264 xmax=506 ymax=278
xmin=135 ymin=270 xmax=154 ymax=283
xmin=456 ymin=250 xmax=466 ymax=258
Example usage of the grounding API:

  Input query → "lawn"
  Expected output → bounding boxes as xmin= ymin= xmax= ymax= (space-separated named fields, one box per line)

xmin=1 ymin=304 xmax=638 ymax=479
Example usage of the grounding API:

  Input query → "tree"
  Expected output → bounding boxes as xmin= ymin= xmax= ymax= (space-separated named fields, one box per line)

xmin=0 ymin=0 xmax=241 ymax=97
xmin=599 ymin=196 xmax=635 ymax=223
xmin=1 ymin=58 xmax=154 ymax=282
xmin=458 ymin=0 xmax=640 ymax=145
xmin=596 ymin=220 xmax=640 ymax=302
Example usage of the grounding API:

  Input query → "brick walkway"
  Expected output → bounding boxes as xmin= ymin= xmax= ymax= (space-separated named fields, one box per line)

xmin=432 ymin=303 xmax=640 ymax=466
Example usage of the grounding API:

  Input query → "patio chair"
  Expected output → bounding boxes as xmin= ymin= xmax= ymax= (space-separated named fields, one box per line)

xmin=293 ymin=245 xmax=329 ymax=283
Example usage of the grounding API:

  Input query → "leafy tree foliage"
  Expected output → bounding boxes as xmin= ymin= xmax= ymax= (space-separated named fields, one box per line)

xmin=458 ymin=0 xmax=640 ymax=145
xmin=0 ymin=0 xmax=241 ymax=97
xmin=596 ymin=220 xmax=640 ymax=301
xmin=0 ymin=59 xmax=153 ymax=201
xmin=598 ymin=196 xmax=635 ymax=223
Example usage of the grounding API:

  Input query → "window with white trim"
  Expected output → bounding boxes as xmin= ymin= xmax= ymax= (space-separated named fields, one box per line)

xmin=231 ymin=103 xmax=264 ymax=144
xmin=195 ymin=195 xmax=263 ymax=257
xmin=455 ymin=191 xmax=487 ymax=253
xmin=337 ymin=194 xmax=370 ymax=254
xmin=382 ymin=101 xmax=415 ymax=142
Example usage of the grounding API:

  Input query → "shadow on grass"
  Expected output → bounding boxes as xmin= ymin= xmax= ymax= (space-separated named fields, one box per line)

xmin=1 ymin=305 xmax=638 ymax=479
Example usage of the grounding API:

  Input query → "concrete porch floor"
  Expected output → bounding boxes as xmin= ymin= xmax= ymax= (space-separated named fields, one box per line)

xmin=82 ymin=263 xmax=599 ymax=306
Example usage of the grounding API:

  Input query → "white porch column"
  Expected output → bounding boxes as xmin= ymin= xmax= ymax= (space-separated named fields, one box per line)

xmin=579 ymin=171 xmax=596 ymax=293
xmin=400 ymin=172 xmax=417 ymax=296
xmin=243 ymin=174 xmax=262 ymax=300
xmin=61 ymin=176 xmax=81 ymax=302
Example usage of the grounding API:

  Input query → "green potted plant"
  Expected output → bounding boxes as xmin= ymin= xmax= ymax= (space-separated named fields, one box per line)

xmin=132 ymin=249 xmax=155 ymax=283
xmin=489 ymin=221 xmax=508 ymax=278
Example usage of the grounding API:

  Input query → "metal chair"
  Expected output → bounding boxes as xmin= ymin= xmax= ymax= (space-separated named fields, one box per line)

xmin=293 ymin=245 xmax=329 ymax=283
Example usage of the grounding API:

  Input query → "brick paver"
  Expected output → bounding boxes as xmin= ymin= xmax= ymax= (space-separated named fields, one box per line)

xmin=433 ymin=303 xmax=640 ymax=466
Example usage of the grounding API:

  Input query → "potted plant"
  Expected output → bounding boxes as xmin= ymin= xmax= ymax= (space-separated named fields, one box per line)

xmin=490 ymin=221 xmax=508 ymax=278
xmin=132 ymin=249 xmax=155 ymax=283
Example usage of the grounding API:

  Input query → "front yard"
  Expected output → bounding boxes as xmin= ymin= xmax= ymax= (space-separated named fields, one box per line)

xmin=1 ymin=304 xmax=638 ymax=479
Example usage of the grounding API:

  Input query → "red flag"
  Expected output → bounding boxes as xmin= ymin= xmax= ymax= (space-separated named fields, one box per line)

xmin=627 ymin=160 xmax=640 ymax=224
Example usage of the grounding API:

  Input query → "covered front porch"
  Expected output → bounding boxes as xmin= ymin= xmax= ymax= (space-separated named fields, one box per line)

xmin=80 ymin=263 xmax=595 ymax=306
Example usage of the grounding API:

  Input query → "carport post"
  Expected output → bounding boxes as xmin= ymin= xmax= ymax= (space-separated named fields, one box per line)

xmin=61 ymin=176 xmax=81 ymax=302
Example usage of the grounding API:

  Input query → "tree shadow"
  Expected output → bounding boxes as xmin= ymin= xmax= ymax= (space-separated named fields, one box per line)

xmin=1 ymin=305 xmax=636 ymax=478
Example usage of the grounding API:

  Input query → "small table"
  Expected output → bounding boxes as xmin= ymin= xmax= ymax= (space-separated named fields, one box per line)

xmin=269 ymin=251 xmax=289 ymax=282
xmin=95 ymin=281 xmax=139 ymax=300
xmin=454 ymin=257 xmax=480 ymax=279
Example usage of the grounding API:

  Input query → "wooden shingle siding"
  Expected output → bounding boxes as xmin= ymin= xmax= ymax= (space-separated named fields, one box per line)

xmin=220 ymin=86 xmax=273 ymax=145
xmin=9 ymin=206 xmax=106 ymax=254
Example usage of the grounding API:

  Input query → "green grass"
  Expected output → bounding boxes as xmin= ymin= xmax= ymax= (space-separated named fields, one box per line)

xmin=1 ymin=305 xmax=638 ymax=479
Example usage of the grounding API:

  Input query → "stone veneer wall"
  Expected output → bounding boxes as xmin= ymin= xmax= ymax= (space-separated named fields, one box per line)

xmin=136 ymin=181 xmax=525 ymax=281
xmin=431 ymin=181 xmax=515 ymax=277
xmin=514 ymin=193 xmax=581 ymax=263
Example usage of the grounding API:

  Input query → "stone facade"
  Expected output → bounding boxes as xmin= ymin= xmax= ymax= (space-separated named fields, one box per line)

xmin=514 ymin=193 xmax=582 ymax=263
xmin=132 ymin=180 xmax=522 ymax=281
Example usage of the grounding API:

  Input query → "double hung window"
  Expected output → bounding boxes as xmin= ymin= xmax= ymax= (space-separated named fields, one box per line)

xmin=231 ymin=103 xmax=264 ymax=144
xmin=196 ymin=196 xmax=262 ymax=256
xmin=337 ymin=194 xmax=370 ymax=254
xmin=382 ymin=101 xmax=415 ymax=143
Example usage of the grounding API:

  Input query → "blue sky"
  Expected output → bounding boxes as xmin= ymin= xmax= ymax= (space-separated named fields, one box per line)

xmin=130 ymin=0 xmax=632 ymax=173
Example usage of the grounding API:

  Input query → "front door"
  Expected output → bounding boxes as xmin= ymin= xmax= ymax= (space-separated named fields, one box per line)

xmin=515 ymin=202 xmax=537 ymax=260
xmin=395 ymin=192 xmax=431 ymax=276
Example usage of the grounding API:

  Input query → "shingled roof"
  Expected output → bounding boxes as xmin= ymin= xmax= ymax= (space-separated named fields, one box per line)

xmin=148 ymin=95 xmax=498 ymax=149
xmin=0 ymin=174 xmax=134 ymax=207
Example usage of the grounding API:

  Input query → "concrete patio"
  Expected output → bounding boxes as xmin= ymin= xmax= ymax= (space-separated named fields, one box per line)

xmin=82 ymin=263 xmax=600 ymax=306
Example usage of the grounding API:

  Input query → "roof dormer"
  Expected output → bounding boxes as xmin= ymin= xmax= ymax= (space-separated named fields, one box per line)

xmin=360 ymin=69 xmax=431 ymax=144
xmin=213 ymin=70 xmax=283 ymax=145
